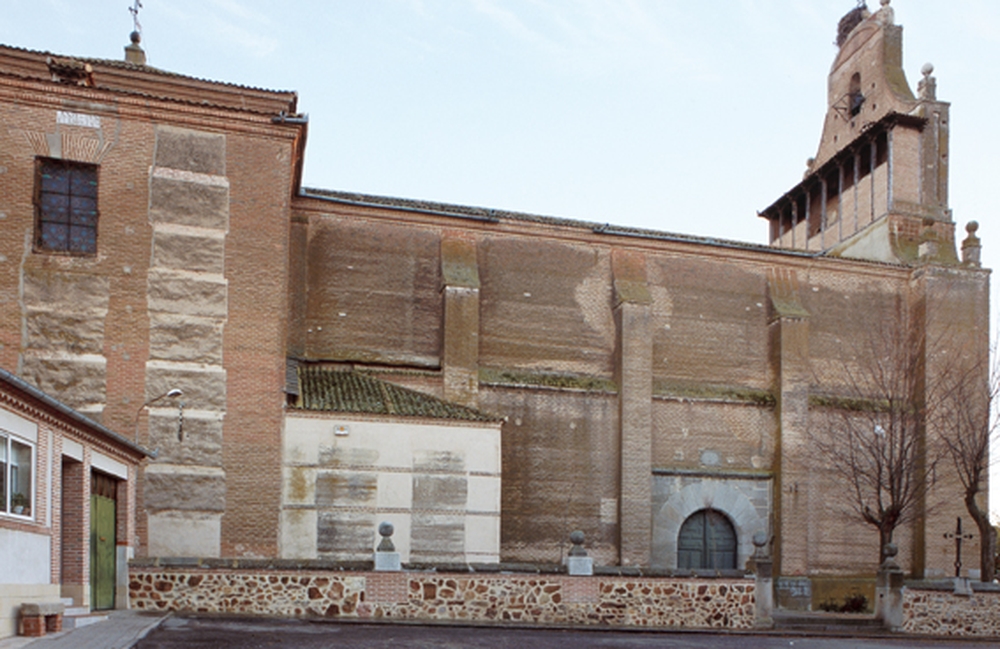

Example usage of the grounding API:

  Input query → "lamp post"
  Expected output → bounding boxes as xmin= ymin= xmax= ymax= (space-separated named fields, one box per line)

xmin=134 ymin=388 xmax=183 ymax=442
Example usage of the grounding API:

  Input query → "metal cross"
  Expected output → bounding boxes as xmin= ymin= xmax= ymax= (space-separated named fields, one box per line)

xmin=129 ymin=1 xmax=144 ymax=36
xmin=943 ymin=516 xmax=974 ymax=578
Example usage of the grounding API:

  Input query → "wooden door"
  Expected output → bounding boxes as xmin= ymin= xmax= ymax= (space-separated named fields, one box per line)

xmin=677 ymin=509 xmax=737 ymax=570
xmin=90 ymin=473 xmax=117 ymax=610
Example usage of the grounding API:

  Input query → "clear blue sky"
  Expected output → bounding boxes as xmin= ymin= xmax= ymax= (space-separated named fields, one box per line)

xmin=3 ymin=1 xmax=1000 ymax=515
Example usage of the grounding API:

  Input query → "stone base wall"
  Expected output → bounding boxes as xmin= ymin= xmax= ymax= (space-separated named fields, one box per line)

xmin=129 ymin=567 xmax=755 ymax=629
xmin=904 ymin=586 xmax=1000 ymax=636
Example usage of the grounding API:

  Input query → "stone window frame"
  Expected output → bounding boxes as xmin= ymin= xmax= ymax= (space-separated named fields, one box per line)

xmin=33 ymin=156 xmax=100 ymax=256
xmin=0 ymin=430 xmax=35 ymax=519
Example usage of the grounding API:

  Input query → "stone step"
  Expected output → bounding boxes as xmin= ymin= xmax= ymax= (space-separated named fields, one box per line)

xmin=773 ymin=611 xmax=888 ymax=634
xmin=63 ymin=612 xmax=109 ymax=630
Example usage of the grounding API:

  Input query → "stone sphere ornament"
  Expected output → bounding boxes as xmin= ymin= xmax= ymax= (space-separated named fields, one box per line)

xmin=376 ymin=521 xmax=396 ymax=552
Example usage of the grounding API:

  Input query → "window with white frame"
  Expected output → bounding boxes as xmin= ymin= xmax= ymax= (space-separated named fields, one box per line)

xmin=0 ymin=432 xmax=33 ymax=517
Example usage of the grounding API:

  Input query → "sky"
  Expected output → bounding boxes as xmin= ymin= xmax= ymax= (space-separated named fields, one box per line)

xmin=3 ymin=1 xmax=1000 ymax=515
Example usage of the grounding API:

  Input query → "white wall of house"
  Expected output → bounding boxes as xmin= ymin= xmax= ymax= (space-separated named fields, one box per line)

xmin=0 ymin=405 xmax=57 ymax=638
xmin=0 ymin=529 xmax=57 ymax=636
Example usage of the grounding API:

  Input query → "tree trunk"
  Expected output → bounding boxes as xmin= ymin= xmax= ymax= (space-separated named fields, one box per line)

xmin=878 ymin=526 xmax=894 ymax=565
xmin=980 ymin=524 xmax=997 ymax=582
xmin=965 ymin=492 xmax=996 ymax=581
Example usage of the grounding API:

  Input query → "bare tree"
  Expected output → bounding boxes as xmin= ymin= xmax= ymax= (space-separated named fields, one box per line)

xmin=935 ymin=348 xmax=997 ymax=582
xmin=812 ymin=301 xmax=937 ymax=566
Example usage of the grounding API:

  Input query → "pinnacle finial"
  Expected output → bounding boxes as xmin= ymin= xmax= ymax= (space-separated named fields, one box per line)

xmin=125 ymin=0 xmax=146 ymax=65
xmin=918 ymin=63 xmax=937 ymax=100
xmin=962 ymin=221 xmax=982 ymax=267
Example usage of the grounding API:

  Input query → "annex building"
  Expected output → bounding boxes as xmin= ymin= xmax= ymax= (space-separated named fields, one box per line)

xmin=0 ymin=1 xmax=989 ymax=610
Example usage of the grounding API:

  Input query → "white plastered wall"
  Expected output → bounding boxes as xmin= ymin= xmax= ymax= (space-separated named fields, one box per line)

xmin=281 ymin=415 xmax=501 ymax=563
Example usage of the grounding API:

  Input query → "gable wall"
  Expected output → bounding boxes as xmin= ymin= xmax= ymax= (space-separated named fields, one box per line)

xmin=0 ymin=62 xmax=300 ymax=559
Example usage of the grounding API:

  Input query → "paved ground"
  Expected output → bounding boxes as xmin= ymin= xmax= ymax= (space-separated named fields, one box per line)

xmin=133 ymin=616 xmax=997 ymax=649
xmin=0 ymin=611 xmax=167 ymax=649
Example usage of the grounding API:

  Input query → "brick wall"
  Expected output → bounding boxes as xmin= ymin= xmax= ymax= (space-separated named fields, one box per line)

xmin=60 ymin=458 xmax=86 ymax=593
xmin=0 ymin=49 xmax=300 ymax=560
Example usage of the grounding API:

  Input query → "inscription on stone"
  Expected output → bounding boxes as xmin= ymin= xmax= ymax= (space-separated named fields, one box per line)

xmin=57 ymin=111 xmax=100 ymax=128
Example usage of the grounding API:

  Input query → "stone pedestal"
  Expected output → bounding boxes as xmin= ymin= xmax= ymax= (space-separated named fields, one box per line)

xmin=375 ymin=552 xmax=401 ymax=572
xmin=953 ymin=577 xmax=973 ymax=597
xmin=567 ymin=556 xmax=593 ymax=576
xmin=751 ymin=531 xmax=773 ymax=628
xmin=566 ymin=530 xmax=594 ymax=576
xmin=875 ymin=543 xmax=905 ymax=631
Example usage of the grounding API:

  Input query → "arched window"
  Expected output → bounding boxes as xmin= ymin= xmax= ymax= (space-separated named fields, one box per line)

xmin=677 ymin=509 xmax=737 ymax=570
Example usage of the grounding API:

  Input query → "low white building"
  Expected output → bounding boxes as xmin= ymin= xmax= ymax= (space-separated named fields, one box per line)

xmin=280 ymin=367 xmax=503 ymax=564
xmin=0 ymin=369 xmax=149 ymax=638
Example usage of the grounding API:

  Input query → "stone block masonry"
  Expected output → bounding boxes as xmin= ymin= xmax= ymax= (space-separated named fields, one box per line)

xmin=143 ymin=126 xmax=230 ymax=558
xmin=129 ymin=565 xmax=755 ymax=630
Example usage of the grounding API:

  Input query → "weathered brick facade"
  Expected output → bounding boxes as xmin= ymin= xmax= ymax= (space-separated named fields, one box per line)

xmin=0 ymin=2 xmax=989 ymax=613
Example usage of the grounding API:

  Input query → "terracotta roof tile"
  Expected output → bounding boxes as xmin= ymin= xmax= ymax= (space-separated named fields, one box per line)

xmin=0 ymin=44 xmax=298 ymax=115
xmin=295 ymin=367 xmax=501 ymax=423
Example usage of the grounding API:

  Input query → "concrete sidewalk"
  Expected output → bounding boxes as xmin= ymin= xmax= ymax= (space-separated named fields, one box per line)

xmin=0 ymin=610 xmax=168 ymax=649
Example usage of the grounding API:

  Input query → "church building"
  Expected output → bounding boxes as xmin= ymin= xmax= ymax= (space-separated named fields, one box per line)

xmin=0 ymin=0 xmax=988 ymax=611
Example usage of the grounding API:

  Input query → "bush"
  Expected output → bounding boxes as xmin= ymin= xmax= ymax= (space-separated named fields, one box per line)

xmin=818 ymin=593 xmax=869 ymax=613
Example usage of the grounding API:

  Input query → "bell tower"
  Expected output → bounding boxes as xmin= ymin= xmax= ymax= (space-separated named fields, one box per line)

xmin=760 ymin=0 xmax=954 ymax=264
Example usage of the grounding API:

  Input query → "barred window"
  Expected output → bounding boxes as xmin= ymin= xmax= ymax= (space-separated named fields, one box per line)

xmin=34 ymin=158 xmax=99 ymax=255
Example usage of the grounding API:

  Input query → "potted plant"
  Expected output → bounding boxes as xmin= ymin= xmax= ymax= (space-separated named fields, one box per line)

xmin=11 ymin=492 xmax=29 ymax=515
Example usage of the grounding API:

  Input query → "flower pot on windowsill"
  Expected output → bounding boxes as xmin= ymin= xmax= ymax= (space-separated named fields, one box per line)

xmin=11 ymin=492 xmax=29 ymax=515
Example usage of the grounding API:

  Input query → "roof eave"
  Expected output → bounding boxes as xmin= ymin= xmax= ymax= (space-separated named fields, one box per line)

xmin=0 ymin=367 xmax=152 ymax=458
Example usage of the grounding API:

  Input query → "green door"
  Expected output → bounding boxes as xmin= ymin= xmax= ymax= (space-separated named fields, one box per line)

xmin=90 ymin=473 xmax=117 ymax=610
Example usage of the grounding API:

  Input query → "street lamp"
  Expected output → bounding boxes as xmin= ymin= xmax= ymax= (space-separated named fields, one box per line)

xmin=134 ymin=388 xmax=183 ymax=442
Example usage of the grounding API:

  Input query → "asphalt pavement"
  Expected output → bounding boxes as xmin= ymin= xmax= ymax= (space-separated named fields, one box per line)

xmin=136 ymin=616 xmax=998 ymax=649
xmin=2 ymin=612 xmax=998 ymax=649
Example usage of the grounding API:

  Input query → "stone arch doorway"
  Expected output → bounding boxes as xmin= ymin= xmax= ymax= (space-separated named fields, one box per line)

xmin=677 ymin=509 xmax=737 ymax=570
xmin=651 ymin=479 xmax=768 ymax=570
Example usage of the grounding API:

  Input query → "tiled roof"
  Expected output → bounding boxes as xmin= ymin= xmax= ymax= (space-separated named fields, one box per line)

xmin=295 ymin=367 xmax=501 ymax=423
xmin=0 ymin=44 xmax=299 ymax=115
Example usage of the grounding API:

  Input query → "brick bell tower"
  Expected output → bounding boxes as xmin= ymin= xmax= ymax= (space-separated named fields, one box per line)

xmin=760 ymin=0 xmax=954 ymax=265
